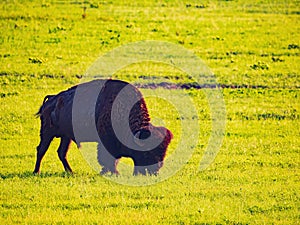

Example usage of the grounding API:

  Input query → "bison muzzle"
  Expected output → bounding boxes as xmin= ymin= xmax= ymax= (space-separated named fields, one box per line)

xmin=34 ymin=79 xmax=173 ymax=176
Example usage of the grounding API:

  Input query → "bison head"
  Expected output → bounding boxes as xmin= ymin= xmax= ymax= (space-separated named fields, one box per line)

xmin=132 ymin=125 xmax=173 ymax=175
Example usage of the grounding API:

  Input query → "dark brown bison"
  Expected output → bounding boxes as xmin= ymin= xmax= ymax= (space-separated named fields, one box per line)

xmin=34 ymin=79 xmax=173 ymax=175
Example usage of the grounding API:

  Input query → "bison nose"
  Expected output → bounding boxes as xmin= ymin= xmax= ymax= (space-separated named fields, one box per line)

xmin=158 ymin=161 xmax=164 ymax=168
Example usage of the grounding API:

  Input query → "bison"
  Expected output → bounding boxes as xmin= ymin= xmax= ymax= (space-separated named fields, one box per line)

xmin=34 ymin=79 xmax=173 ymax=175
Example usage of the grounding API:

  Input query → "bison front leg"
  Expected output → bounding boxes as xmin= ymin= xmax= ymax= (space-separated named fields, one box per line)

xmin=97 ymin=143 xmax=119 ymax=175
xmin=57 ymin=136 xmax=73 ymax=173
xmin=33 ymin=134 xmax=54 ymax=174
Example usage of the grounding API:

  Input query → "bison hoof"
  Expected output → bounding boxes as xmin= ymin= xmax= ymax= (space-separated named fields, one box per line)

xmin=65 ymin=169 xmax=73 ymax=174
xmin=100 ymin=168 xmax=119 ymax=176
xmin=33 ymin=170 xmax=40 ymax=175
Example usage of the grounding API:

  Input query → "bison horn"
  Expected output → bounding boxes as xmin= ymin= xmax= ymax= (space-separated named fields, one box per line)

xmin=133 ymin=129 xmax=151 ymax=146
xmin=134 ymin=131 xmax=144 ymax=146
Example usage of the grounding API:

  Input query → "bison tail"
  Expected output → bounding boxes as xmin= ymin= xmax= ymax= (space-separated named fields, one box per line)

xmin=35 ymin=95 xmax=56 ymax=118
xmin=43 ymin=95 xmax=56 ymax=104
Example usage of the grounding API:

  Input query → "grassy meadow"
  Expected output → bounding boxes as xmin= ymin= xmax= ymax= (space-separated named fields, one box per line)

xmin=0 ymin=0 xmax=299 ymax=224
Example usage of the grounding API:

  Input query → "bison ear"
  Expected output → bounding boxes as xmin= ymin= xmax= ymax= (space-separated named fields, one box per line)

xmin=134 ymin=128 xmax=151 ymax=146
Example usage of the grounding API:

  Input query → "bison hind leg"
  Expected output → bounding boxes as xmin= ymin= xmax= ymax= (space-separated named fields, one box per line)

xmin=57 ymin=136 xmax=73 ymax=173
xmin=33 ymin=135 xmax=54 ymax=174
xmin=97 ymin=143 xmax=119 ymax=175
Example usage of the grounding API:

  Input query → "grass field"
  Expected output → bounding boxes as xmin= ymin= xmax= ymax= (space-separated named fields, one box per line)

xmin=0 ymin=0 xmax=299 ymax=224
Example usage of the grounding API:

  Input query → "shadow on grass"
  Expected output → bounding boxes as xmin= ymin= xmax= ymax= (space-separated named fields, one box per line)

xmin=0 ymin=171 xmax=74 ymax=179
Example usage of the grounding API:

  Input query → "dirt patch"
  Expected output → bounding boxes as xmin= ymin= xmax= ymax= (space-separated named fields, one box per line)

xmin=135 ymin=82 xmax=270 ymax=90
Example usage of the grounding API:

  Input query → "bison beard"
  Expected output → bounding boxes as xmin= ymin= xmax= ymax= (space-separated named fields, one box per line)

xmin=34 ymin=79 xmax=173 ymax=176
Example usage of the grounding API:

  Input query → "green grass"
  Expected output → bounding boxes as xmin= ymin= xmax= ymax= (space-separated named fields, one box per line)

xmin=0 ymin=0 xmax=299 ymax=224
